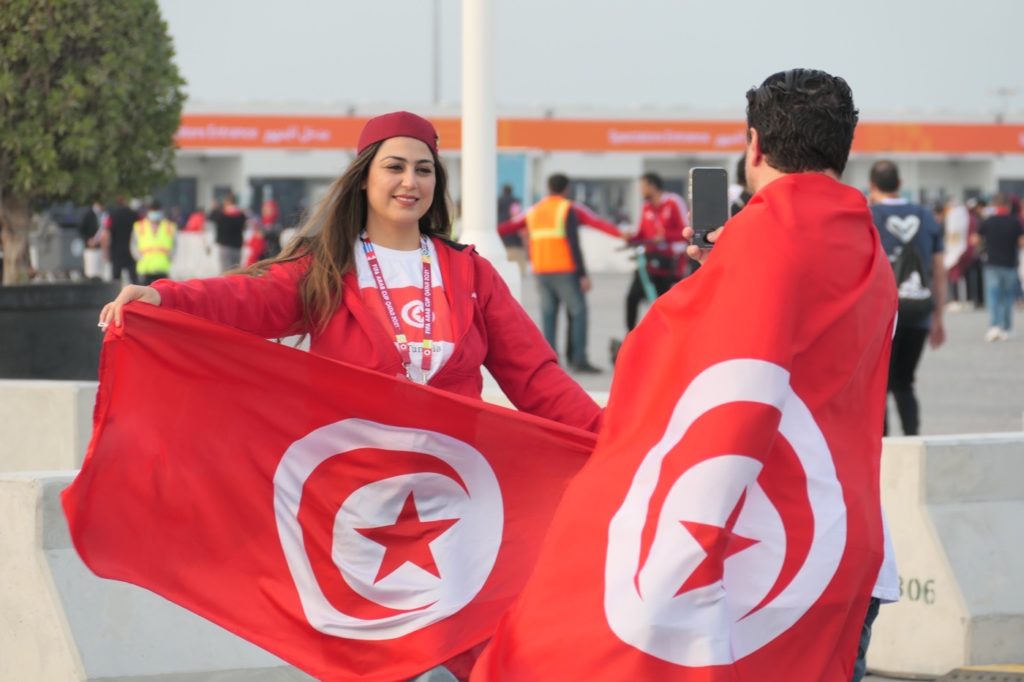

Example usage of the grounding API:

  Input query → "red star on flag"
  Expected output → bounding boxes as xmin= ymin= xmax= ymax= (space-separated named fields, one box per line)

xmin=355 ymin=492 xmax=459 ymax=583
xmin=676 ymin=490 xmax=759 ymax=596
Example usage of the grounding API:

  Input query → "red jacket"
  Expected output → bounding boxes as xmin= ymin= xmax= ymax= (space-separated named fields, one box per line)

xmin=151 ymin=237 xmax=602 ymax=433
xmin=637 ymin=193 xmax=687 ymax=242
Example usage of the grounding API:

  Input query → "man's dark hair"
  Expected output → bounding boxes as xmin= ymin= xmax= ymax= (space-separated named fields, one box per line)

xmin=869 ymin=160 xmax=901 ymax=193
xmin=548 ymin=173 xmax=570 ymax=194
xmin=641 ymin=172 xmax=663 ymax=190
xmin=745 ymin=68 xmax=859 ymax=175
xmin=149 ymin=200 xmax=162 ymax=211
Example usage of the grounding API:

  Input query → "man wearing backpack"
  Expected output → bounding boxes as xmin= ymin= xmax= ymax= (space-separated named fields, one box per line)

xmin=869 ymin=160 xmax=946 ymax=436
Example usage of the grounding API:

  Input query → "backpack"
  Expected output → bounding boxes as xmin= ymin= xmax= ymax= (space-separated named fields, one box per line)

xmin=885 ymin=209 xmax=934 ymax=325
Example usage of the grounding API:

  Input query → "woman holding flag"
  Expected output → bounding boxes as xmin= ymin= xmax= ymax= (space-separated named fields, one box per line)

xmin=96 ymin=111 xmax=602 ymax=679
xmin=99 ymin=111 xmax=601 ymax=434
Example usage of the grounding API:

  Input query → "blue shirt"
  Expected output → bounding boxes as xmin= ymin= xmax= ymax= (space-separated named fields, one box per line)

xmin=870 ymin=199 xmax=944 ymax=329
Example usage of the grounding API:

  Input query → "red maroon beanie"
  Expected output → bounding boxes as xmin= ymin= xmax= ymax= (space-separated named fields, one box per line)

xmin=356 ymin=111 xmax=439 ymax=155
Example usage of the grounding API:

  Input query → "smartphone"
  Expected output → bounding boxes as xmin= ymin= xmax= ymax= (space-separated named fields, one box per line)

xmin=688 ymin=167 xmax=729 ymax=249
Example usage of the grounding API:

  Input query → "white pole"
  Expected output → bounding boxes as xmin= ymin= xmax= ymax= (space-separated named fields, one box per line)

xmin=460 ymin=0 xmax=520 ymax=297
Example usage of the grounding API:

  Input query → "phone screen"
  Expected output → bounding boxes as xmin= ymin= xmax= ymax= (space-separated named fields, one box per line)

xmin=688 ymin=167 xmax=729 ymax=247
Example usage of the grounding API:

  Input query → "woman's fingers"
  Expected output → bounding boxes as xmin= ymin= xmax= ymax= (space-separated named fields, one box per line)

xmin=98 ymin=286 xmax=161 ymax=330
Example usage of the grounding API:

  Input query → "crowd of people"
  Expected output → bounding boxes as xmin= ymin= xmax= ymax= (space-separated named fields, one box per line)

xmin=76 ymin=192 xmax=288 ymax=284
xmin=934 ymin=192 xmax=1024 ymax=342
xmin=82 ymin=142 xmax=1022 ymax=409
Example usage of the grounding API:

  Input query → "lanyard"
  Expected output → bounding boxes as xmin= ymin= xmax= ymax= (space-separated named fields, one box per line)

xmin=360 ymin=234 xmax=434 ymax=379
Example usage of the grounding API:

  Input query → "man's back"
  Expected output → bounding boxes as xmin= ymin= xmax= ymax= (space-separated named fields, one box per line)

xmin=209 ymin=207 xmax=246 ymax=248
xmin=524 ymin=195 xmax=577 ymax=275
xmin=675 ymin=174 xmax=895 ymax=498
xmin=109 ymin=206 xmax=138 ymax=252
xmin=978 ymin=213 xmax=1023 ymax=267
xmin=477 ymin=174 xmax=898 ymax=681
xmin=871 ymin=202 xmax=941 ymax=277
xmin=871 ymin=200 xmax=942 ymax=325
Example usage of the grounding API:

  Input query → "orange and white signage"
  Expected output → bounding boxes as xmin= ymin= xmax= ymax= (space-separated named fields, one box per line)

xmin=176 ymin=114 xmax=1024 ymax=155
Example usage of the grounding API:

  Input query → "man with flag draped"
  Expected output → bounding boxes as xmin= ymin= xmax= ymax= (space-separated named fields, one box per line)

xmin=472 ymin=69 xmax=898 ymax=682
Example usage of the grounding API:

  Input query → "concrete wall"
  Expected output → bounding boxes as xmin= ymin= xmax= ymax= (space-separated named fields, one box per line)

xmin=867 ymin=433 xmax=1024 ymax=676
xmin=0 ymin=472 xmax=306 ymax=681
xmin=0 ymin=381 xmax=97 ymax=472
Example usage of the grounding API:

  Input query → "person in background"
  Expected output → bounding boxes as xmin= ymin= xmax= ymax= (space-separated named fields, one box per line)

xmin=499 ymin=173 xmax=624 ymax=374
xmin=944 ymin=199 xmax=971 ymax=312
xmin=132 ymin=200 xmax=177 ymax=285
xmin=729 ymin=153 xmax=753 ymax=216
xmin=242 ymin=213 xmax=267 ymax=268
xmin=79 ymin=199 xmax=108 ymax=280
xmin=973 ymin=193 xmax=1024 ymax=341
xmin=259 ymin=198 xmax=284 ymax=260
xmin=868 ymin=160 xmax=946 ymax=436
xmin=964 ymin=197 xmax=987 ymax=308
xmin=208 ymin=191 xmax=246 ymax=272
xmin=183 ymin=207 xmax=206 ymax=233
xmin=623 ymin=172 xmax=688 ymax=332
xmin=108 ymin=196 xmax=140 ymax=285
xmin=497 ymin=184 xmax=526 ymax=279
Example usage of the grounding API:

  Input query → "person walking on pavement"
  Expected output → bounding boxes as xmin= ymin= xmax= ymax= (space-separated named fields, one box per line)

xmin=973 ymin=193 xmax=1024 ymax=341
xmin=208 ymin=191 xmax=247 ymax=272
xmin=868 ymin=160 xmax=946 ymax=436
xmin=623 ymin=172 xmax=688 ymax=332
xmin=497 ymin=184 xmax=526 ymax=279
xmin=108 ymin=196 xmax=140 ymax=285
xmin=79 ymin=199 xmax=108 ymax=280
xmin=132 ymin=201 xmax=177 ymax=285
xmin=499 ymin=173 xmax=623 ymax=373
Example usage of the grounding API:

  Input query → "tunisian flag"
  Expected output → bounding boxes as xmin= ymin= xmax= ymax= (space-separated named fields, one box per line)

xmin=473 ymin=174 xmax=897 ymax=681
xmin=61 ymin=304 xmax=594 ymax=682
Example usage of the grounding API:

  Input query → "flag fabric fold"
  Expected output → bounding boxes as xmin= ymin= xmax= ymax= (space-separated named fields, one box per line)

xmin=62 ymin=303 xmax=594 ymax=682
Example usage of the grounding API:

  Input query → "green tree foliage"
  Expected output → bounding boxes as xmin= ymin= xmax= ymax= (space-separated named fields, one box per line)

xmin=0 ymin=0 xmax=185 ymax=283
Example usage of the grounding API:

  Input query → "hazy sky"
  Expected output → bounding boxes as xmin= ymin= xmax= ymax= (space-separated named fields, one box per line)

xmin=161 ymin=0 xmax=1024 ymax=121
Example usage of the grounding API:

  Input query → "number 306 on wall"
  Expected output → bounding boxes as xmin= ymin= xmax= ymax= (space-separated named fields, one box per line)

xmin=899 ymin=576 xmax=936 ymax=605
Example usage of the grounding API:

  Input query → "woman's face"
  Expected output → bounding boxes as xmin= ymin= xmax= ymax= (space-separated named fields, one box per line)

xmin=364 ymin=136 xmax=436 ymax=231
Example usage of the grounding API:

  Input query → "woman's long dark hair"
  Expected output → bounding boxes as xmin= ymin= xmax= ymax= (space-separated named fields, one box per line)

xmin=241 ymin=140 xmax=452 ymax=333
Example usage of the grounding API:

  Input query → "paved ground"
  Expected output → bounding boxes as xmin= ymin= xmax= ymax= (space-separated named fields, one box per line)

xmin=515 ymin=271 xmax=1024 ymax=436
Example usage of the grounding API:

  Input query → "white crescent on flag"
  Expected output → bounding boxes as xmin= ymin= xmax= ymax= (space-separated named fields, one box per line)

xmin=274 ymin=419 xmax=504 ymax=640
xmin=604 ymin=359 xmax=847 ymax=665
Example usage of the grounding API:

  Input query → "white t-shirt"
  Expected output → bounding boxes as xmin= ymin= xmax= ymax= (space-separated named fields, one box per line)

xmin=354 ymin=239 xmax=454 ymax=384
xmin=873 ymin=512 xmax=899 ymax=602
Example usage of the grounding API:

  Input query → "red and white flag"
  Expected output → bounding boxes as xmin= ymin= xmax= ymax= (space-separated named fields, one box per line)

xmin=472 ymin=174 xmax=897 ymax=681
xmin=62 ymin=304 xmax=594 ymax=682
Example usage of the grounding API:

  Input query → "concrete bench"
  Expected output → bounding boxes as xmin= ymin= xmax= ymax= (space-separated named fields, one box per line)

xmin=0 ymin=381 xmax=97 ymax=472
xmin=867 ymin=433 xmax=1024 ymax=676
xmin=0 ymin=471 xmax=309 ymax=681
